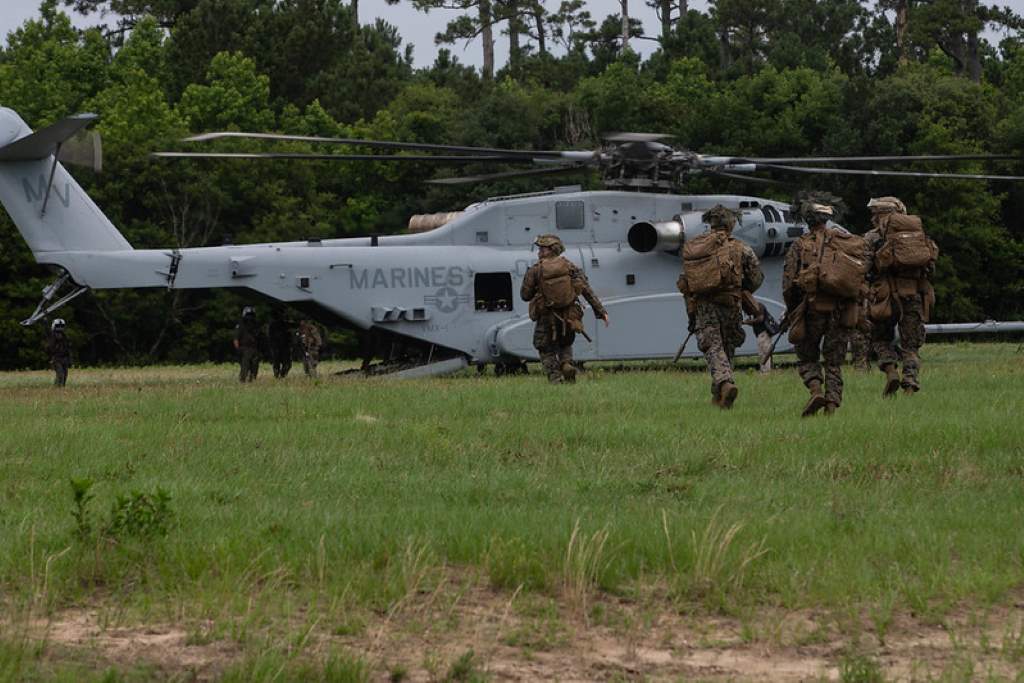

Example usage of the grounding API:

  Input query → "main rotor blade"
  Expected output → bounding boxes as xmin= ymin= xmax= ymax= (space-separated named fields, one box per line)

xmin=425 ymin=164 xmax=590 ymax=185
xmin=182 ymin=131 xmax=576 ymax=160
xmin=705 ymin=170 xmax=790 ymax=186
xmin=604 ymin=132 xmax=672 ymax=143
xmin=152 ymin=152 xmax=530 ymax=162
xmin=727 ymin=153 xmax=1020 ymax=164
xmin=756 ymin=163 xmax=1024 ymax=182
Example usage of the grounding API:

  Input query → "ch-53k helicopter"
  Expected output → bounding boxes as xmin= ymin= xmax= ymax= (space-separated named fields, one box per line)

xmin=2 ymin=106 xmax=1022 ymax=377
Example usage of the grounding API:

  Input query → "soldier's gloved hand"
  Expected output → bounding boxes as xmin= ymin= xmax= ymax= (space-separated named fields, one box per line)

xmin=600 ymin=313 xmax=609 ymax=327
xmin=687 ymin=317 xmax=696 ymax=334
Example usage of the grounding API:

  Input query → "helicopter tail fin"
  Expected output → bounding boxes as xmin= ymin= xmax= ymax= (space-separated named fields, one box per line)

xmin=0 ymin=107 xmax=132 ymax=256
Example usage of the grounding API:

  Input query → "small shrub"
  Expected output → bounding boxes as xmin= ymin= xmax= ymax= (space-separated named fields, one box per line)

xmin=103 ymin=488 xmax=174 ymax=540
xmin=68 ymin=479 xmax=174 ymax=543
xmin=69 ymin=478 xmax=95 ymax=540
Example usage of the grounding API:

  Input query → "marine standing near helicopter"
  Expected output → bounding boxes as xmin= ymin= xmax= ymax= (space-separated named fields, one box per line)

xmin=521 ymin=234 xmax=609 ymax=384
xmin=234 ymin=306 xmax=263 ymax=383
xmin=45 ymin=318 xmax=71 ymax=387
xmin=864 ymin=196 xmax=938 ymax=396
xmin=267 ymin=307 xmax=295 ymax=379
xmin=678 ymin=205 xmax=764 ymax=407
xmin=783 ymin=197 xmax=869 ymax=416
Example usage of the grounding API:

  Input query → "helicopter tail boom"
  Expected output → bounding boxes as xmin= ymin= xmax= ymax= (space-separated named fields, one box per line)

xmin=0 ymin=108 xmax=132 ymax=259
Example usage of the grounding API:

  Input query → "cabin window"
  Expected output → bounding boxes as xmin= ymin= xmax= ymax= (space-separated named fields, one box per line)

xmin=474 ymin=273 xmax=514 ymax=312
xmin=556 ymin=201 xmax=585 ymax=230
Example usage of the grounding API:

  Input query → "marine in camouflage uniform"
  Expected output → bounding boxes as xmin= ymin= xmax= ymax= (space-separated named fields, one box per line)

xmin=683 ymin=206 xmax=764 ymax=407
xmin=782 ymin=200 xmax=863 ymax=416
xmin=234 ymin=306 xmax=262 ymax=383
xmin=298 ymin=320 xmax=323 ymax=378
xmin=267 ymin=308 xmax=294 ymax=379
xmin=864 ymin=196 xmax=932 ymax=396
xmin=46 ymin=318 xmax=71 ymax=387
xmin=520 ymin=234 xmax=609 ymax=383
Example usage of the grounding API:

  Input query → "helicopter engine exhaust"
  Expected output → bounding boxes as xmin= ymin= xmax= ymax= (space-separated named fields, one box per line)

xmin=627 ymin=211 xmax=711 ymax=253
xmin=627 ymin=220 xmax=682 ymax=253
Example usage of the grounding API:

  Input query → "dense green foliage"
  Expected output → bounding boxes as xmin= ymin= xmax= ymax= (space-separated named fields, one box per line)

xmin=1 ymin=0 xmax=1023 ymax=368
xmin=0 ymin=346 xmax=1022 ymax=678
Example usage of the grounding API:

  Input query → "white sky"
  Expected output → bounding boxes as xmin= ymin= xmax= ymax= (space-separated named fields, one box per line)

xmin=1 ymin=0 xmax=1022 ymax=69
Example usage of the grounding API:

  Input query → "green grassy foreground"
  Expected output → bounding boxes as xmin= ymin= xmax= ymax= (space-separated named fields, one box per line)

xmin=0 ymin=344 xmax=1023 ymax=678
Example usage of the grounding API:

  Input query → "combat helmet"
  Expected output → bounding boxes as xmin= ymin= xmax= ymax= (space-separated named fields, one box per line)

xmin=51 ymin=318 xmax=66 ymax=331
xmin=866 ymin=196 xmax=907 ymax=215
xmin=702 ymin=204 xmax=739 ymax=230
xmin=791 ymin=191 xmax=846 ymax=226
xmin=534 ymin=234 xmax=565 ymax=255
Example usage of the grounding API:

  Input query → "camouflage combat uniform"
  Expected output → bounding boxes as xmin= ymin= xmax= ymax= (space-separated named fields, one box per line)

xmin=864 ymin=198 xmax=933 ymax=394
xmin=521 ymin=237 xmax=607 ymax=384
xmin=783 ymin=209 xmax=865 ymax=415
xmin=298 ymin=320 xmax=323 ymax=378
xmin=267 ymin=311 xmax=294 ymax=379
xmin=46 ymin=325 xmax=71 ymax=387
xmin=682 ymin=206 xmax=764 ymax=407
xmin=235 ymin=312 xmax=262 ymax=383
xmin=847 ymin=325 xmax=870 ymax=369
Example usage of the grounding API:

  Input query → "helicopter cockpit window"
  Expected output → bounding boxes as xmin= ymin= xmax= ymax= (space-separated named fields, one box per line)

xmin=762 ymin=206 xmax=782 ymax=223
xmin=555 ymin=201 xmax=585 ymax=230
xmin=474 ymin=273 xmax=514 ymax=312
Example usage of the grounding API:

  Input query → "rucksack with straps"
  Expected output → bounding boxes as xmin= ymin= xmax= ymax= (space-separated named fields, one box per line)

xmin=679 ymin=231 xmax=744 ymax=296
xmin=876 ymin=214 xmax=938 ymax=274
xmin=538 ymin=257 xmax=577 ymax=309
xmin=817 ymin=231 xmax=868 ymax=300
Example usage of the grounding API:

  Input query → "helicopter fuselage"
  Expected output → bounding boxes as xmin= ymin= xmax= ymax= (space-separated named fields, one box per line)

xmin=39 ymin=187 xmax=804 ymax=363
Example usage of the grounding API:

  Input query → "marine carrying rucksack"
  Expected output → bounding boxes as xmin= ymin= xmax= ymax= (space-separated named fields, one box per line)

xmin=817 ymin=231 xmax=868 ymax=300
xmin=680 ymin=231 xmax=744 ymax=296
xmin=876 ymin=214 xmax=938 ymax=274
xmin=538 ymin=257 xmax=577 ymax=309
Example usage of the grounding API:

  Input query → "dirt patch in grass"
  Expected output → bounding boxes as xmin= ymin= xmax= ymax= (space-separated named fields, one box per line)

xmin=21 ymin=584 xmax=1024 ymax=681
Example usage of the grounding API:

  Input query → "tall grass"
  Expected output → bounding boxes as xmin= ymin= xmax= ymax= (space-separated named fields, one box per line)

xmin=0 ymin=345 xmax=1021 ymax=627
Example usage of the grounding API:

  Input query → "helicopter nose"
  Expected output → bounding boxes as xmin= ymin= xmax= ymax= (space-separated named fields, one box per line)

xmin=0 ymin=107 xmax=27 ymax=148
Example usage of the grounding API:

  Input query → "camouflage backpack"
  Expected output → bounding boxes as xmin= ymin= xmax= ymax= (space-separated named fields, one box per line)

xmin=818 ymin=231 xmax=868 ymax=299
xmin=795 ymin=229 xmax=867 ymax=301
xmin=679 ymin=231 xmax=744 ymax=296
xmin=876 ymin=214 xmax=938 ymax=275
xmin=538 ymin=256 xmax=577 ymax=309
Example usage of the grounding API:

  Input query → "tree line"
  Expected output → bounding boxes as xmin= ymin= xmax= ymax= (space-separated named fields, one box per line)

xmin=1 ymin=0 xmax=1023 ymax=369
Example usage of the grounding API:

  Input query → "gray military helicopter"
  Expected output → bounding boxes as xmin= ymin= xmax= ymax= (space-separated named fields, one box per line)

xmin=2 ymin=106 xmax=1022 ymax=377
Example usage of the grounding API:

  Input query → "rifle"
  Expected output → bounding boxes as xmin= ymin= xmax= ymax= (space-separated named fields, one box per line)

xmin=551 ymin=310 xmax=592 ymax=342
xmin=766 ymin=300 xmax=805 ymax=364
xmin=673 ymin=330 xmax=695 ymax=363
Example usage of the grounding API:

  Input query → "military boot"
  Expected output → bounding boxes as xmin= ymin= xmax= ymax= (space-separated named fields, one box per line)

xmin=561 ymin=361 xmax=577 ymax=384
xmin=802 ymin=380 xmax=827 ymax=417
xmin=823 ymin=402 xmax=839 ymax=416
xmin=902 ymin=383 xmax=919 ymax=396
xmin=719 ymin=381 xmax=738 ymax=409
xmin=882 ymin=364 xmax=901 ymax=398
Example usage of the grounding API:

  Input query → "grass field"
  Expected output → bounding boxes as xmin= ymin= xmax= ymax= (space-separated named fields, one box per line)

xmin=1 ymin=344 xmax=1023 ymax=681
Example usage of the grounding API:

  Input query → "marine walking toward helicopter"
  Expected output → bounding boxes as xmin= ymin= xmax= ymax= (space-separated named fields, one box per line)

xmin=678 ymin=205 xmax=764 ymax=407
xmin=864 ymin=196 xmax=938 ymax=396
xmin=234 ymin=306 xmax=263 ymax=383
xmin=782 ymin=196 xmax=869 ymax=416
xmin=298 ymin=320 xmax=323 ymax=378
xmin=45 ymin=318 xmax=71 ymax=387
xmin=521 ymin=234 xmax=609 ymax=384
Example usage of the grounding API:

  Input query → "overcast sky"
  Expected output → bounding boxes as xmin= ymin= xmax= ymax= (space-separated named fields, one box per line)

xmin=1 ymin=0 xmax=1022 ymax=69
